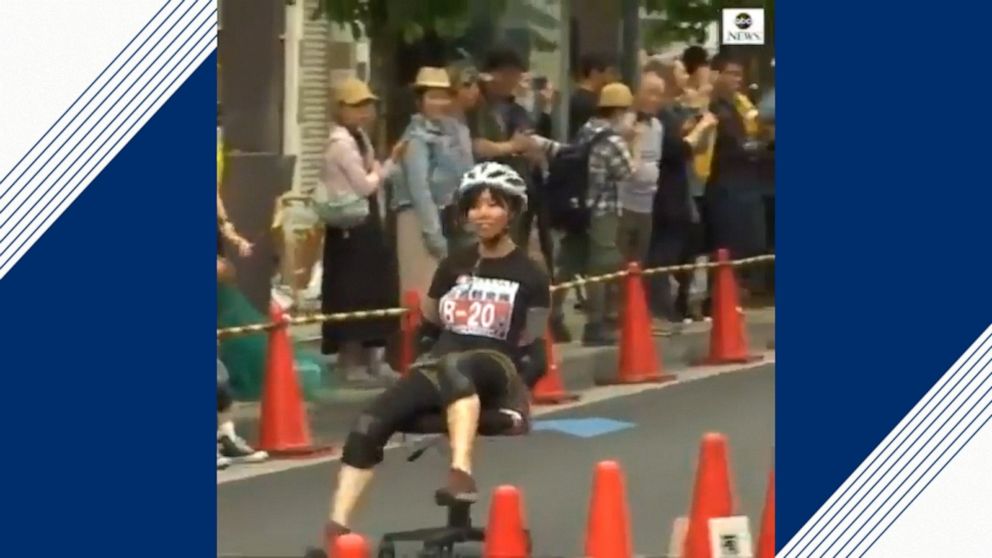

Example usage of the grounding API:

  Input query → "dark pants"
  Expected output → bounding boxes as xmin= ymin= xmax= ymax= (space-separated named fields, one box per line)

xmin=218 ymin=382 xmax=234 ymax=413
xmin=705 ymin=185 xmax=766 ymax=293
xmin=617 ymin=210 xmax=653 ymax=265
xmin=551 ymin=230 xmax=589 ymax=322
xmin=763 ymin=194 xmax=775 ymax=294
xmin=513 ymin=191 xmax=557 ymax=280
xmin=585 ymin=213 xmax=623 ymax=327
xmin=647 ymin=217 xmax=697 ymax=321
xmin=218 ymin=359 xmax=234 ymax=413
xmin=515 ymin=191 xmax=562 ymax=325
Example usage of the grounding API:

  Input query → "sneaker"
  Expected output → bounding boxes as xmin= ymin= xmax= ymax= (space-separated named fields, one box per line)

xmin=217 ymin=445 xmax=232 ymax=470
xmin=435 ymin=468 xmax=478 ymax=503
xmin=218 ymin=434 xmax=268 ymax=463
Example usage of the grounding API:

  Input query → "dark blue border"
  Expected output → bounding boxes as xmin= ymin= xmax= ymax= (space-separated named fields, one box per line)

xmin=0 ymin=54 xmax=216 ymax=556
xmin=777 ymin=2 xmax=992 ymax=546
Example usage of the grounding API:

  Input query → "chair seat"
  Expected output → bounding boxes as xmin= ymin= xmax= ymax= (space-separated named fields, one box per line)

xmin=399 ymin=408 xmax=522 ymax=437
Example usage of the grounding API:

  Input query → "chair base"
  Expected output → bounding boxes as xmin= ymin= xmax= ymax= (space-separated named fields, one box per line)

xmin=381 ymin=497 xmax=480 ymax=551
xmin=378 ymin=525 xmax=486 ymax=556
xmin=378 ymin=497 xmax=530 ymax=557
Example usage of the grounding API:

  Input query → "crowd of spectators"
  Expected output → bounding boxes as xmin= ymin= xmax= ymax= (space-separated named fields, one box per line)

xmin=217 ymin=44 xmax=775 ymax=421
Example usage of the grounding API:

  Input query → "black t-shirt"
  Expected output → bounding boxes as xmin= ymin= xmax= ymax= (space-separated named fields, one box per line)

xmin=427 ymin=246 xmax=550 ymax=361
xmin=568 ymin=87 xmax=598 ymax=141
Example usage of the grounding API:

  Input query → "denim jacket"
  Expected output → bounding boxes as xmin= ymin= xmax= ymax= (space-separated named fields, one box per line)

xmin=389 ymin=114 xmax=474 ymax=254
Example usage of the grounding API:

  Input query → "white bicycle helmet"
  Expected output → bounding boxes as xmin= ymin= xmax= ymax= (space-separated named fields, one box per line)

xmin=456 ymin=162 xmax=528 ymax=214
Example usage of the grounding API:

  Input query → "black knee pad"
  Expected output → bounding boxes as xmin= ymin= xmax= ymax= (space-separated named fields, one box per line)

xmin=436 ymin=354 xmax=477 ymax=406
xmin=341 ymin=412 xmax=390 ymax=469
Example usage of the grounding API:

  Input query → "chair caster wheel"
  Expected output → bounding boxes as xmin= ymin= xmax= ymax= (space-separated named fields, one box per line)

xmin=377 ymin=542 xmax=395 ymax=558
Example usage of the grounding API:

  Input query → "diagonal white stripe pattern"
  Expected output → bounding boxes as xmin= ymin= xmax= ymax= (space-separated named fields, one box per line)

xmin=0 ymin=1 xmax=216 ymax=279
xmin=780 ymin=323 xmax=992 ymax=557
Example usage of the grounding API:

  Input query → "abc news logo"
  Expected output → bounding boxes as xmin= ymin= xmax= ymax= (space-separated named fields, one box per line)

xmin=722 ymin=9 xmax=765 ymax=45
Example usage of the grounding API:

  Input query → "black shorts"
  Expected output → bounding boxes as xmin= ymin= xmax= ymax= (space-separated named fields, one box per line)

xmin=366 ymin=349 xmax=528 ymax=433
xmin=341 ymin=349 xmax=529 ymax=468
xmin=413 ymin=349 xmax=526 ymax=411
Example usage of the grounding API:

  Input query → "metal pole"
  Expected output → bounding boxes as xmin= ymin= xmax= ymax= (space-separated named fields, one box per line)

xmin=554 ymin=0 xmax=571 ymax=141
xmin=620 ymin=0 xmax=639 ymax=86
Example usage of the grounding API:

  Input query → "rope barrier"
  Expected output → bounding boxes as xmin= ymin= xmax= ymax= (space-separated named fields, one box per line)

xmin=216 ymin=254 xmax=775 ymax=338
xmin=217 ymin=308 xmax=408 ymax=338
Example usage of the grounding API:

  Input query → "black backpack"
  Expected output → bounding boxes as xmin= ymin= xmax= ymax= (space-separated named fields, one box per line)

xmin=545 ymin=129 xmax=615 ymax=233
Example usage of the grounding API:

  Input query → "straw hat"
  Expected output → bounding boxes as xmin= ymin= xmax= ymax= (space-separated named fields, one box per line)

xmin=414 ymin=66 xmax=452 ymax=89
xmin=335 ymin=77 xmax=378 ymax=105
xmin=598 ymin=82 xmax=634 ymax=108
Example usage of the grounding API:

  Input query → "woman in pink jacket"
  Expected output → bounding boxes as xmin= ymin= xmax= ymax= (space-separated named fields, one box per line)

xmin=320 ymin=78 xmax=405 ymax=383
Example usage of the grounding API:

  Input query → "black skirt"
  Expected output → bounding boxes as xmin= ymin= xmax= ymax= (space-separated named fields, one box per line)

xmin=320 ymin=196 xmax=400 ymax=354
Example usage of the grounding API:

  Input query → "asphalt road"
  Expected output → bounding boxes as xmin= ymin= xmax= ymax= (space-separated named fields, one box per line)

xmin=218 ymin=364 xmax=775 ymax=557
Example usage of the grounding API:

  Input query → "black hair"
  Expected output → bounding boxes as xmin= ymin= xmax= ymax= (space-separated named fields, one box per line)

xmin=457 ymin=186 xmax=524 ymax=220
xmin=711 ymin=52 xmax=743 ymax=73
xmin=579 ymin=52 xmax=617 ymax=78
xmin=681 ymin=46 xmax=710 ymax=75
xmin=482 ymin=46 xmax=528 ymax=73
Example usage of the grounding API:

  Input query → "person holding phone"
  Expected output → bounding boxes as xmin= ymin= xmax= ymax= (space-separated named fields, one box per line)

xmin=468 ymin=47 xmax=554 ymax=275
xmin=642 ymin=60 xmax=719 ymax=326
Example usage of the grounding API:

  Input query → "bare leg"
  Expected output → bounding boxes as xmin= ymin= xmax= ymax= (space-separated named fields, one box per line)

xmin=446 ymin=394 xmax=481 ymax=473
xmin=330 ymin=465 xmax=375 ymax=527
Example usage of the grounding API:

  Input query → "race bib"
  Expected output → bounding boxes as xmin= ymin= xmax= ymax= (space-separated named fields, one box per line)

xmin=439 ymin=275 xmax=519 ymax=340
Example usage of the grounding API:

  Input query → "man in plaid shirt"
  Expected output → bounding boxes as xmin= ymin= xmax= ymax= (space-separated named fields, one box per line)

xmin=566 ymin=82 xmax=639 ymax=345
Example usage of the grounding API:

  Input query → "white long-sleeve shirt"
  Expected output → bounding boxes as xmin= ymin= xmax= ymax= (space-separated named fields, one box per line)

xmin=619 ymin=116 xmax=663 ymax=214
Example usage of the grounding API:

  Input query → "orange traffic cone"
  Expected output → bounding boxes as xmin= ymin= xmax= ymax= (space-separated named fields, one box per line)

xmin=257 ymin=302 xmax=330 ymax=457
xmin=484 ymin=485 xmax=530 ymax=558
xmin=331 ymin=533 xmax=370 ymax=558
xmin=585 ymin=460 xmax=633 ymax=558
xmin=531 ymin=327 xmax=580 ymax=404
xmin=683 ymin=433 xmax=736 ymax=558
xmin=755 ymin=471 xmax=775 ymax=558
xmin=399 ymin=290 xmax=422 ymax=378
xmin=611 ymin=262 xmax=675 ymax=385
xmin=704 ymin=249 xmax=761 ymax=365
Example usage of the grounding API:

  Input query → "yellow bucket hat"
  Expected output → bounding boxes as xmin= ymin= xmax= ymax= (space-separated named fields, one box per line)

xmin=335 ymin=77 xmax=378 ymax=105
xmin=598 ymin=82 xmax=634 ymax=108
